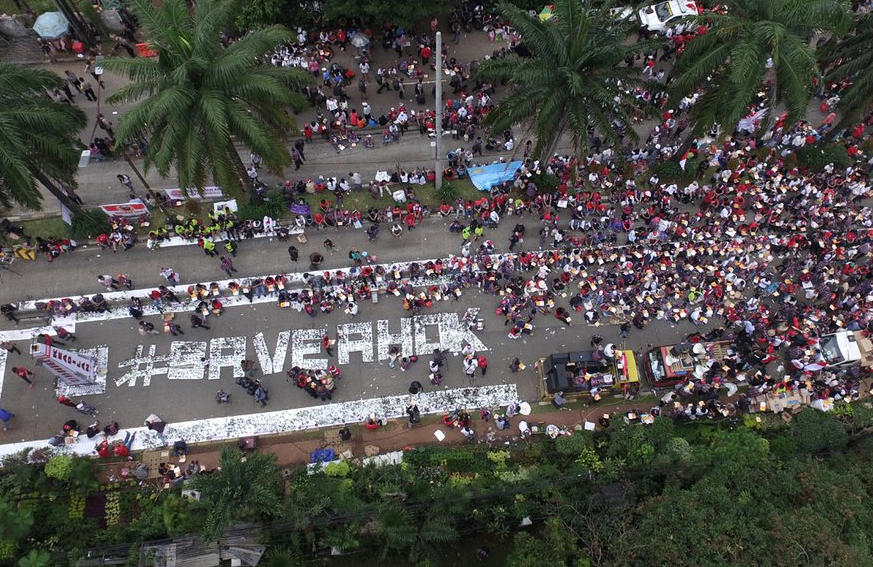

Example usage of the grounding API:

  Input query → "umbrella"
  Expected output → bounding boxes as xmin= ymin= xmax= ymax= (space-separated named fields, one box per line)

xmin=538 ymin=5 xmax=555 ymax=21
xmin=32 ymin=11 xmax=70 ymax=39
xmin=350 ymin=34 xmax=370 ymax=48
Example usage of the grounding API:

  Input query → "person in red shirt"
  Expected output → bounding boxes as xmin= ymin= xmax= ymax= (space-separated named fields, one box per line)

xmin=364 ymin=415 xmax=382 ymax=431
xmin=12 ymin=366 xmax=34 ymax=387
xmin=477 ymin=355 xmax=488 ymax=376
xmin=96 ymin=438 xmax=111 ymax=458
xmin=114 ymin=431 xmax=136 ymax=457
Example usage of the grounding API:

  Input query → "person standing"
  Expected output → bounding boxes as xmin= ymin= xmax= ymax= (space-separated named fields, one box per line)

xmin=167 ymin=321 xmax=184 ymax=336
xmin=477 ymin=355 xmax=488 ymax=376
xmin=189 ymin=315 xmax=210 ymax=331
xmin=117 ymin=174 xmax=135 ymax=198
xmin=81 ymin=79 xmax=97 ymax=101
xmin=254 ymin=383 xmax=269 ymax=407
xmin=321 ymin=333 xmax=334 ymax=356
xmin=98 ymin=114 xmax=115 ymax=137
xmin=12 ymin=366 xmax=34 ymax=388
xmin=0 ymin=341 xmax=21 ymax=355
xmin=288 ymin=246 xmax=299 ymax=262
xmin=0 ymin=407 xmax=13 ymax=430
xmin=64 ymin=70 xmax=82 ymax=92
xmin=219 ymin=256 xmax=238 ymax=278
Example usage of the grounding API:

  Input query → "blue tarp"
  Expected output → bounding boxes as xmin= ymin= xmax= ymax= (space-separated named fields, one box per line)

xmin=468 ymin=161 xmax=523 ymax=191
xmin=311 ymin=448 xmax=337 ymax=463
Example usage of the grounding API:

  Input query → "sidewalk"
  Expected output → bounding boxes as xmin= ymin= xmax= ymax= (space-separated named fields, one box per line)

xmin=96 ymin=394 xmax=642 ymax=480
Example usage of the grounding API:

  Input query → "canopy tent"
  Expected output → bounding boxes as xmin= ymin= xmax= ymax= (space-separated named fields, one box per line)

xmin=468 ymin=161 xmax=523 ymax=191
xmin=32 ymin=12 xmax=70 ymax=39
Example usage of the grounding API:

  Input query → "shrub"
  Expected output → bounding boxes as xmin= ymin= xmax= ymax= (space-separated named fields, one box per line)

xmin=70 ymin=211 xmax=110 ymax=240
xmin=44 ymin=455 xmax=74 ymax=482
xmin=796 ymin=143 xmax=851 ymax=172
xmin=238 ymin=191 xmax=285 ymax=221
xmin=530 ymin=172 xmax=560 ymax=193
xmin=435 ymin=180 xmax=459 ymax=203
xmin=323 ymin=460 xmax=352 ymax=478
xmin=554 ymin=433 xmax=593 ymax=457
xmin=652 ymin=160 xmax=687 ymax=182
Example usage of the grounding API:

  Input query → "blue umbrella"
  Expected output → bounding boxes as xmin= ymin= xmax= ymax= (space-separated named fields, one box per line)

xmin=32 ymin=12 xmax=70 ymax=39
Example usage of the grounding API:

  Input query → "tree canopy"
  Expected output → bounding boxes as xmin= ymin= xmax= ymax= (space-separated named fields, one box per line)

xmin=474 ymin=0 xmax=657 ymax=161
xmin=104 ymin=0 xmax=311 ymax=193
xmin=671 ymin=0 xmax=851 ymax=138
xmin=0 ymin=63 xmax=86 ymax=211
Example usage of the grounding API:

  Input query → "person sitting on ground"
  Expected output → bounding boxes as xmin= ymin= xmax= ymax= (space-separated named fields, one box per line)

xmin=172 ymin=439 xmax=189 ymax=458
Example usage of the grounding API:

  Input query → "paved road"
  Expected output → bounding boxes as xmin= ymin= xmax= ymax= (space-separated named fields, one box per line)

xmin=0 ymin=213 xmax=704 ymax=447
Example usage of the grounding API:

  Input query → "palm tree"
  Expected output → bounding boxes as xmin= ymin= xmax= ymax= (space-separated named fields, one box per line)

xmin=670 ymin=0 xmax=850 ymax=142
xmin=822 ymin=13 xmax=873 ymax=133
xmin=474 ymin=0 xmax=658 ymax=162
xmin=104 ymin=0 xmax=311 ymax=194
xmin=190 ymin=446 xmax=283 ymax=541
xmin=0 ymin=64 xmax=86 ymax=212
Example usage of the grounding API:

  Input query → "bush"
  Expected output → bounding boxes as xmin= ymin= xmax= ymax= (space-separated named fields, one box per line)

xmin=554 ymin=434 xmax=593 ymax=457
xmin=70 ymin=211 xmax=111 ymax=240
xmin=652 ymin=160 xmax=687 ymax=182
xmin=790 ymin=408 xmax=849 ymax=454
xmin=238 ymin=191 xmax=285 ymax=221
xmin=44 ymin=455 xmax=74 ymax=482
xmin=323 ymin=460 xmax=352 ymax=478
xmin=530 ymin=172 xmax=560 ymax=193
xmin=435 ymin=180 xmax=459 ymax=203
xmin=796 ymin=143 xmax=851 ymax=172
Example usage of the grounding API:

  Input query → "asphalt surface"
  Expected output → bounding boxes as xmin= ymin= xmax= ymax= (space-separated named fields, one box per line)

xmin=0 ymin=213 xmax=704 ymax=443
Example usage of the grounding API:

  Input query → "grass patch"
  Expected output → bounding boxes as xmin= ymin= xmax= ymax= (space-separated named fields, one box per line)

xmin=0 ymin=0 xmax=54 ymax=16
xmin=19 ymin=216 xmax=70 ymax=240
xmin=8 ymin=179 xmax=491 ymax=243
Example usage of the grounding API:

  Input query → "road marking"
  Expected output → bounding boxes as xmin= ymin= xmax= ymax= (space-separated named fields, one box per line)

xmin=0 ymin=383 xmax=520 ymax=457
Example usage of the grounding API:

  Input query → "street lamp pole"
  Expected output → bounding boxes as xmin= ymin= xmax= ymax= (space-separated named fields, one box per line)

xmin=434 ymin=31 xmax=443 ymax=191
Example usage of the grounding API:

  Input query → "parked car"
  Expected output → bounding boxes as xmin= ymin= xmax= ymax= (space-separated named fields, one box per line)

xmin=638 ymin=0 xmax=698 ymax=32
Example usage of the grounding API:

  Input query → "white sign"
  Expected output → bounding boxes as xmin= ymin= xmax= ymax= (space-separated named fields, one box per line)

xmin=165 ymin=186 xmax=224 ymax=201
xmin=32 ymin=343 xmax=98 ymax=386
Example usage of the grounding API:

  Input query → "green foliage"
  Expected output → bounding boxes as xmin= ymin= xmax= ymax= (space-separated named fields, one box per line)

xmin=322 ymin=460 xmax=352 ymax=477
xmin=105 ymin=0 xmax=312 ymax=194
xmin=262 ymin=545 xmax=301 ymax=567
xmin=70 ymin=210 xmax=111 ymax=240
xmin=191 ymin=446 xmax=283 ymax=541
xmin=670 ymin=0 xmax=850 ymax=139
xmin=17 ymin=549 xmax=50 ymax=567
xmin=823 ymin=14 xmax=873 ymax=129
xmin=476 ymin=0 xmax=657 ymax=160
xmin=238 ymin=191 xmax=286 ymax=220
xmin=529 ymin=172 xmax=560 ymax=193
xmin=321 ymin=0 xmax=452 ymax=26
xmin=0 ymin=63 xmax=87 ymax=211
xmin=653 ymin=159 xmax=687 ymax=182
xmin=507 ymin=517 xmax=588 ymax=567
xmin=554 ymin=433 xmax=593 ymax=457
xmin=796 ymin=143 xmax=852 ymax=173
xmin=161 ymin=494 xmax=202 ymax=538
xmin=435 ymin=180 xmax=459 ymax=203
xmin=791 ymin=408 xmax=849 ymax=454
xmin=0 ymin=497 xmax=33 ymax=542
xmin=228 ymin=0 xmax=315 ymax=33
xmin=43 ymin=455 xmax=74 ymax=482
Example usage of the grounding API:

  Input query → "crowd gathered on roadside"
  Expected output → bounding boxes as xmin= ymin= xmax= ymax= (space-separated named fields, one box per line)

xmin=7 ymin=2 xmax=873 ymax=454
